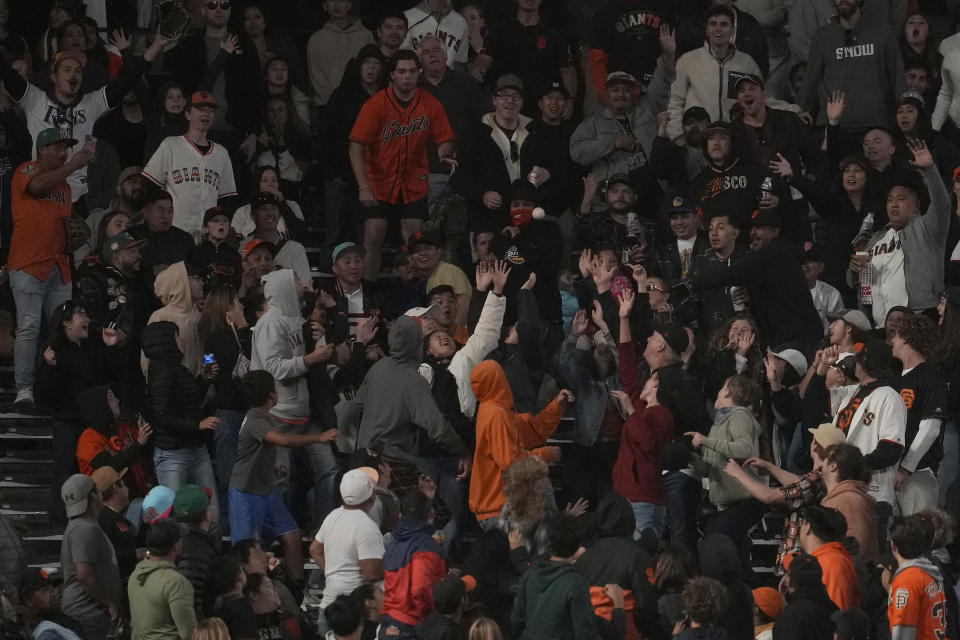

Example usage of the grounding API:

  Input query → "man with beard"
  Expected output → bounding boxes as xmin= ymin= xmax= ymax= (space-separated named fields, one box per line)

xmin=688 ymin=121 xmax=779 ymax=226
xmin=85 ymin=166 xmax=146 ymax=241
xmin=571 ymin=25 xmax=675 ymax=190
xmin=18 ymin=568 xmax=87 ymax=640
xmin=798 ymin=0 xmax=904 ymax=133
xmin=692 ymin=209 xmax=823 ymax=353
xmin=693 ymin=213 xmax=747 ymax=334
xmin=575 ymin=173 xmax=654 ymax=259
xmin=732 ymin=73 xmax=821 ymax=245
xmin=649 ymin=105 xmax=710 ymax=192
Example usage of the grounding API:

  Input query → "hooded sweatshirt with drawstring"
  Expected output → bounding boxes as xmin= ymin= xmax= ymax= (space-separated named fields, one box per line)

xmin=141 ymin=262 xmax=202 ymax=377
xmin=251 ymin=269 xmax=310 ymax=421
xmin=469 ymin=360 xmax=565 ymax=522
xmin=127 ymin=558 xmax=197 ymax=640
xmin=821 ymin=478 xmax=878 ymax=565
xmin=337 ymin=316 xmax=468 ymax=462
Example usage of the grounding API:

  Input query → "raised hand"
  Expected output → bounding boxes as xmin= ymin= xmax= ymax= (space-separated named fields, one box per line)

xmin=571 ymin=309 xmax=589 ymax=337
xmin=736 ymin=328 xmax=755 ymax=356
xmin=220 ymin=33 xmax=239 ymax=54
xmin=475 ymin=261 xmax=492 ymax=291
xmin=658 ymin=24 xmax=676 ymax=60
xmin=355 ymin=316 xmax=379 ymax=345
xmin=109 ymin=29 xmax=131 ymax=51
xmin=618 ymin=287 xmax=635 ymax=318
xmin=610 ymin=389 xmax=635 ymax=416
xmin=769 ymin=152 xmax=793 ymax=179
xmin=578 ymin=248 xmax=594 ymax=277
xmin=490 ymin=260 xmax=511 ymax=294
xmin=557 ymin=389 xmax=576 ymax=406
xmin=521 ymin=272 xmax=536 ymax=290
xmin=826 ymin=90 xmax=846 ymax=125
xmin=656 ymin=110 xmax=670 ymax=136
xmin=907 ymin=138 xmax=934 ymax=169
xmin=591 ymin=299 xmax=609 ymax=332
xmin=628 ymin=263 xmax=647 ymax=291
xmin=564 ymin=498 xmax=589 ymax=517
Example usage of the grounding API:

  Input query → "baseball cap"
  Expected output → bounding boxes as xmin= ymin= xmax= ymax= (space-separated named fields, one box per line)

xmin=189 ymin=90 xmax=218 ymax=108
xmin=90 ymin=465 xmax=127 ymax=493
xmin=118 ymin=165 xmax=143 ymax=184
xmin=853 ymin=339 xmax=894 ymax=376
xmin=332 ymin=241 xmax=364 ymax=262
xmin=203 ymin=205 xmax=232 ymax=225
xmin=703 ymin=121 xmax=734 ymax=139
xmin=36 ymin=127 xmax=78 ymax=151
xmin=728 ymin=71 xmax=764 ymax=98
xmin=494 ymin=74 xmax=524 ymax=96
xmin=606 ymin=174 xmax=634 ymax=190
xmin=406 ymin=230 xmax=443 ymax=253
xmin=838 ymin=156 xmax=868 ymax=173
xmin=898 ymin=91 xmax=925 ymax=110
xmin=61 ymin=473 xmax=95 ymax=519
xmin=652 ymin=321 xmax=689 ymax=356
xmin=750 ymin=209 xmax=781 ymax=227
xmin=404 ymin=304 xmax=438 ymax=318
xmin=340 ymin=468 xmax=375 ymax=506
xmin=348 ymin=448 xmax=382 ymax=484
xmin=538 ymin=78 xmax=569 ymax=99
xmin=251 ymin=191 xmax=281 ymax=210
xmin=825 ymin=309 xmax=872 ymax=332
xmin=662 ymin=194 xmax=694 ymax=216
xmin=53 ymin=50 xmax=87 ymax=70
xmin=771 ymin=348 xmax=807 ymax=377
xmin=509 ymin=179 xmax=540 ymax=203
xmin=142 ymin=485 xmax=175 ymax=523
xmin=807 ymin=423 xmax=847 ymax=449
xmin=243 ymin=238 xmax=277 ymax=258
xmin=102 ymin=231 xmax=146 ymax=264
xmin=172 ymin=484 xmax=211 ymax=522
xmin=831 ymin=608 xmax=872 ymax=640
xmin=785 ymin=552 xmax=823 ymax=590
xmin=356 ymin=43 xmax=386 ymax=65
xmin=604 ymin=71 xmax=636 ymax=87
xmin=432 ymin=574 xmax=477 ymax=614
xmin=682 ymin=106 xmax=710 ymax=123
xmin=752 ymin=586 xmax=783 ymax=619
xmin=18 ymin=568 xmax=62 ymax=599
xmin=831 ymin=353 xmax=858 ymax=379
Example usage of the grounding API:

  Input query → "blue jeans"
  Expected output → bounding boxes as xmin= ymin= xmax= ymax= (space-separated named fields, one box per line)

xmin=631 ymin=502 xmax=666 ymax=541
xmin=663 ymin=470 xmax=701 ymax=555
xmin=10 ymin=266 xmax=71 ymax=390
xmin=283 ymin=421 xmax=339 ymax=529
xmin=153 ymin=445 xmax=219 ymax=523
xmin=214 ymin=409 xmax=245 ymax=529
xmin=417 ymin=455 xmax=466 ymax=555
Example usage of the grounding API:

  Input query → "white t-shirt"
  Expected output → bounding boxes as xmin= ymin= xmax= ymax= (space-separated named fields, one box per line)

xmin=315 ymin=507 xmax=384 ymax=607
xmin=810 ymin=280 xmax=844 ymax=329
xmin=402 ymin=6 xmax=468 ymax=67
xmin=869 ymin=226 xmax=907 ymax=327
xmin=142 ymin=135 xmax=238 ymax=238
xmin=18 ymin=83 xmax=111 ymax=201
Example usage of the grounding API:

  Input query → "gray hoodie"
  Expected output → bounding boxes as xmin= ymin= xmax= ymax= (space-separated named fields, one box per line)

xmin=251 ymin=269 xmax=309 ymax=420
xmin=336 ymin=316 xmax=468 ymax=461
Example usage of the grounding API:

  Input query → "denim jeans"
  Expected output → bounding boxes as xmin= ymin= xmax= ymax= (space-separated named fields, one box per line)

xmin=663 ymin=470 xmax=701 ymax=555
xmin=283 ymin=420 xmax=340 ymax=529
xmin=630 ymin=502 xmax=667 ymax=541
xmin=417 ymin=455 xmax=466 ymax=555
xmin=214 ymin=408 xmax=245 ymax=530
xmin=153 ymin=445 xmax=219 ymax=523
xmin=10 ymin=266 xmax=71 ymax=391
xmin=938 ymin=420 xmax=958 ymax=506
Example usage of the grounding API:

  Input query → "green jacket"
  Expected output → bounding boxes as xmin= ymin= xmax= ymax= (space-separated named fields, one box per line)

xmin=692 ymin=405 xmax=760 ymax=508
xmin=128 ymin=558 xmax=197 ymax=640
xmin=510 ymin=559 xmax=602 ymax=640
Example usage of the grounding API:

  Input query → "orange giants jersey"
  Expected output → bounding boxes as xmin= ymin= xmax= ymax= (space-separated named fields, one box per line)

xmin=349 ymin=86 xmax=454 ymax=204
xmin=888 ymin=565 xmax=948 ymax=640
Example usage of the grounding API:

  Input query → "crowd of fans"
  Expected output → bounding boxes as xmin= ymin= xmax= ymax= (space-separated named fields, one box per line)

xmin=3 ymin=0 xmax=960 ymax=639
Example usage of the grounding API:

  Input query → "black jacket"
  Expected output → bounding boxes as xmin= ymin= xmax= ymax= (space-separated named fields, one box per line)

xmin=415 ymin=611 xmax=463 ymax=640
xmin=203 ymin=326 xmax=251 ymax=412
xmin=164 ymin=32 xmax=263 ymax=136
xmin=192 ymin=241 xmax=243 ymax=288
xmin=36 ymin=338 xmax=122 ymax=422
xmin=321 ymin=82 xmax=377 ymax=184
xmin=495 ymin=219 xmax=564 ymax=324
xmin=699 ymin=535 xmax=753 ymax=640
xmin=692 ymin=237 xmax=823 ymax=352
xmin=523 ymin=120 xmax=580 ymax=217
xmin=773 ymin=586 xmax=837 ymax=640
xmin=688 ymin=157 xmax=771 ymax=227
xmin=142 ymin=321 xmax=208 ymax=451
xmin=128 ymin=224 xmax=196 ymax=286
xmin=692 ymin=247 xmax=748 ymax=334
xmin=179 ymin=527 xmax=220 ymax=617
xmin=74 ymin=262 xmax=155 ymax=338
xmin=654 ymin=231 xmax=709 ymax=284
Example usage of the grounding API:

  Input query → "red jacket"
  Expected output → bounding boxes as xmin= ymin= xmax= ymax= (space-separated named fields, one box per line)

xmin=612 ymin=340 xmax=674 ymax=505
xmin=381 ymin=521 xmax=445 ymax=626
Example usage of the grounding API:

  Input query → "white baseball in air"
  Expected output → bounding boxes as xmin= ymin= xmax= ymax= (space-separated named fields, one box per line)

xmin=532 ymin=207 xmax=545 ymax=220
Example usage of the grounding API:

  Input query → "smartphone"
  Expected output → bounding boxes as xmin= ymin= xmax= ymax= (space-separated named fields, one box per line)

xmin=83 ymin=134 xmax=97 ymax=159
xmin=203 ymin=353 xmax=215 ymax=365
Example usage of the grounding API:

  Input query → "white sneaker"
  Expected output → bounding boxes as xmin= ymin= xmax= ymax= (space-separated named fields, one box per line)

xmin=14 ymin=388 xmax=33 ymax=408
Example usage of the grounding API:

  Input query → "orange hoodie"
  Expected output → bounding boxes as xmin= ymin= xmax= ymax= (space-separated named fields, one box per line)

xmin=468 ymin=360 xmax=565 ymax=521
xmin=783 ymin=541 xmax=859 ymax=610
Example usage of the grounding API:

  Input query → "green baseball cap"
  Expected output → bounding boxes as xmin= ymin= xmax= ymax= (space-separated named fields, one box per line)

xmin=36 ymin=128 xmax=78 ymax=151
xmin=172 ymin=484 xmax=210 ymax=522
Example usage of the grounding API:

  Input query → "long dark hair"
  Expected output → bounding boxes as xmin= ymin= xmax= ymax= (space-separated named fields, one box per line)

xmin=936 ymin=294 xmax=960 ymax=367
xmin=47 ymin=300 xmax=85 ymax=351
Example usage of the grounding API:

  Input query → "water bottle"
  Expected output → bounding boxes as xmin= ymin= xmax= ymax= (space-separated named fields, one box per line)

xmin=857 ymin=251 xmax=873 ymax=306
xmin=851 ymin=212 xmax=875 ymax=251
xmin=760 ymin=176 xmax=773 ymax=201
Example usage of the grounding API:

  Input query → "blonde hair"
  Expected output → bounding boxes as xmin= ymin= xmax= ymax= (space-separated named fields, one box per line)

xmin=468 ymin=617 xmax=503 ymax=640
xmin=192 ymin=618 xmax=230 ymax=640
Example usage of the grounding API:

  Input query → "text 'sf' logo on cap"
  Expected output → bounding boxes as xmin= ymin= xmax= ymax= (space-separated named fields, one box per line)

xmin=672 ymin=197 xmax=683 ymax=207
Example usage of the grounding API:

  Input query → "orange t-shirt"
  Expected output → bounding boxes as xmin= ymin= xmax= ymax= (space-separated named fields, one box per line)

xmin=888 ymin=565 xmax=947 ymax=639
xmin=8 ymin=161 xmax=71 ymax=283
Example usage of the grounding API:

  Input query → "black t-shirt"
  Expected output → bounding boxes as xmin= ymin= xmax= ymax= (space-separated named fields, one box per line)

xmin=97 ymin=506 xmax=138 ymax=582
xmin=898 ymin=362 xmax=949 ymax=472
xmin=253 ymin=610 xmax=304 ymax=640
xmin=216 ymin=594 xmax=258 ymax=640
xmin=483 ymin=19 xmax=573 ymax=98
xmin=590 ymin=1 xmax=677 ymax=78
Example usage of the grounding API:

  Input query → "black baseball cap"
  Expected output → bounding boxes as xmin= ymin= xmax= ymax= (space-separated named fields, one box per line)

xmin=538 ymin=78 xmax=569 ymax=99
xmin=407 ymin=229 xmax=443 ymax=253
xmin=854 ymin=339 xmax=894 ymax=377
xmin=728 ymin=71 xmax=764 ymax=98
xmin=203 ymin=205 xmax=232 ymax=225
xmin=606 ymin=174 xmax=634 ymax=190
xmin=19 ymin=568 xmax=62 ymax=598
xmin=432 ymin=575 xmax=476 ymax=614
xmin=662 ymin=194 xmax=695 ymax=216
xmin=652 ymin=321 xmax=689 ymax=355
xmin=703 ymin=121 xmax=734 ymax=139
xmin=509 ymin=179 xmax=540 ymax=203
xmin=682 ymin=106 xmax=710 ymax=123
xmin=251 ymin=191 xmax=282 ymax=210
xmin=750 ymin=209 xmax=781 ymax=227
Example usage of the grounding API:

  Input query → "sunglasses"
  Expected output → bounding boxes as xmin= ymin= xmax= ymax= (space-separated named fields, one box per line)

xmin=646 ymin=283 xmax=667 ymax=293
xmin=206 ymin=1 xmax=230 ymax=9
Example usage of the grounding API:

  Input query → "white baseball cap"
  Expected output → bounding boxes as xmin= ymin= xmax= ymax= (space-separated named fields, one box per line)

xmin=771 ymin=348 xmax=808 ymax=377
xmin=404 ymin=304 xmax=438 ymax=318
xmin=340 ymin=468 xmax=375 ymax=506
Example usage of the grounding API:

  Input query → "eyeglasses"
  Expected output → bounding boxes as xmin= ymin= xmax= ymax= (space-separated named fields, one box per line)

xmin=206 ymin=1 xmax=230 ymax=9
xmin=509 ymin=140 xmax=519 ymax=163
xmin=495 ymin=93 xmax=522 ymax=103
xmin=646 ymin=283 xmax=667 ymax=293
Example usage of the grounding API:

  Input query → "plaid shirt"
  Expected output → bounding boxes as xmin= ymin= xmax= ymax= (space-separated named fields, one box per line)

xmin=775 ymin=471 xmax=826 ymax=575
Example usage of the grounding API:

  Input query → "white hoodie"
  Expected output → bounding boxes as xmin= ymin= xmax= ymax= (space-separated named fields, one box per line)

xmin=252 ymin=269 xmax=309 ymax=420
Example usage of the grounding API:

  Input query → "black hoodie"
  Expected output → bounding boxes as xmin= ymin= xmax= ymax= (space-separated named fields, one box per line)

xmin=141 ymin=321 xmax=207 ymax=451
xmin=576 ymin=494 xmax=662 ymax=640
xmin=698 ymin=535 xmax=753 ymax=640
